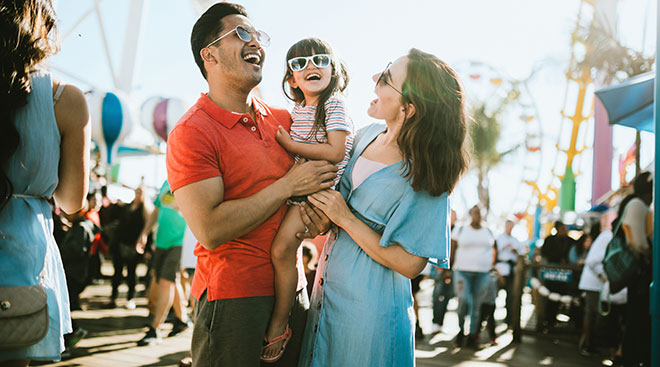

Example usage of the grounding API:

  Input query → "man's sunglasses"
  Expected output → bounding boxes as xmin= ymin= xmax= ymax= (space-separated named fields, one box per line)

xmin=287 ymin=54 xmax=332 ymax=71
xmin=376 ymin=62 xmax=405 ymax=96
xmin=205 ymin=25 xmax=271 ymax=48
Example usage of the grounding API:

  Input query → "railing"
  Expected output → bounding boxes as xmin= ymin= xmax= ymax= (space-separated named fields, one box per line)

xmin=511 ymin=254 xmax=584 ymax=342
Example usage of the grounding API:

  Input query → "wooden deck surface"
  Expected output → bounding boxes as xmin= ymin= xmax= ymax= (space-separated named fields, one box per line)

xmin=34 ymin=266 xmax=609 ymax=366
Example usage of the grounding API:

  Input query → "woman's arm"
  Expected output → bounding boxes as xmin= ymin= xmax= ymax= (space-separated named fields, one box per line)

xmin=53 ymin=83 xmax=90 ymax=214
xmin=308 ymin=190 xmax=427 ymax=279
xmin=276 ymin=127 xmax=349 ymax=163
xmin=621 ymin=200 xmax=650 ymax=254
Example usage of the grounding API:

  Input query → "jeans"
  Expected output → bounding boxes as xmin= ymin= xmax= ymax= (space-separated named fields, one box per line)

xmin=432 ymin=273 xmax=453 ymax=326
xmin=454 ymin=270 xmax=490 ymax=335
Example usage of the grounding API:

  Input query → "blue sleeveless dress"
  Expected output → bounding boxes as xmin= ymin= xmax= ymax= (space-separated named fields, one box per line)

xmin=0 ymin=71 xmax=72 ymax=361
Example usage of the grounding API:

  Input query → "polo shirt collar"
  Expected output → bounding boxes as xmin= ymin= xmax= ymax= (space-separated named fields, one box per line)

xmin=198 ymin=93 xmax=269 ymax=129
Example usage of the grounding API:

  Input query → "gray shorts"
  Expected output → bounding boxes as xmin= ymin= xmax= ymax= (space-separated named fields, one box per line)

xmin=152 ymin=246 xmax=182 ymax=282
xmin=192 ymin=289 xmax=309 ymax=367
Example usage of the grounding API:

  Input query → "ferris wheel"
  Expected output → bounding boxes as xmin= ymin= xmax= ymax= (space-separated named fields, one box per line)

xmin=456 ymin=60 xmax=544 ymax=219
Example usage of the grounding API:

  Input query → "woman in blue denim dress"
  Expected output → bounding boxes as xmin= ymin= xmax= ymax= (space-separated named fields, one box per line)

xmin=0 ymin=1 xmax=90 ymax=365
xmin=298 ymin=49 xmax=469 ymax=367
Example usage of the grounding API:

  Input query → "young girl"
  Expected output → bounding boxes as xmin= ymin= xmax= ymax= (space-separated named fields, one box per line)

xmin=261 ymin=38 xmax=353 ymax=362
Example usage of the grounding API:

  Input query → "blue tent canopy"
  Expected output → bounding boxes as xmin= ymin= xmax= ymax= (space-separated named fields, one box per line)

xmin=595 ymin=71 xmax=654 ymax=133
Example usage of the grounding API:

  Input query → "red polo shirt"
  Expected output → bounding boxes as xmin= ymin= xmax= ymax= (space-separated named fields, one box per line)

xmin=167 ymin=93 xmax=306 ymax=301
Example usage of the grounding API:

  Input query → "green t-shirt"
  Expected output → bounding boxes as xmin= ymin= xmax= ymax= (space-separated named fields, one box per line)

xmin=154 ymin=181 xmax=186 ymax=249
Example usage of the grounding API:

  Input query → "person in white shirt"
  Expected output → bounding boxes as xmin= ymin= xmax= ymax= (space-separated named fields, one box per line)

xmin=618 ymin=171 xmax=653 ymax=367
xmin=494 ymin=220 xmax=523 ymax=325
xmin=578 ymin=210 xmax=626 ymax=356
xmin=450 ymin=205 xmax=496 ymax=348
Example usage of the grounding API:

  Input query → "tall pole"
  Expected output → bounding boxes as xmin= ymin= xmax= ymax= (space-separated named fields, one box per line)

xmin=116 ymin=0 xmax=149 ymax=94
xmin=651 ymin=1 xmax=660 ymax=364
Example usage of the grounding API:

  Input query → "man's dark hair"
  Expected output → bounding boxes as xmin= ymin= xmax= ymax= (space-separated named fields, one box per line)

xmin=554 ymin=221 xmax=565 ymax=229
xmin=190 ymin=2 xmax=248 ymax=79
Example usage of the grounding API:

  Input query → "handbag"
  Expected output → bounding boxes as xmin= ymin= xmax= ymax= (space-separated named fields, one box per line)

xmin=602 ymin=205 xmax=641 ymax=294
xmin=0 ymin=235 xmax=50 ymax=351
xmin=0 ymin=285 xmax=49 ymax=350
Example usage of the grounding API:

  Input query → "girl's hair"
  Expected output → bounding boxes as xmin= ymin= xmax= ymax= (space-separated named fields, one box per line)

xmin=398 ymin=48 xmax=469 ymax=196
xmin=0 ymin=0 xmax=59 ymax=210
xmin=282 ymin=38 xmax=349 ymax=142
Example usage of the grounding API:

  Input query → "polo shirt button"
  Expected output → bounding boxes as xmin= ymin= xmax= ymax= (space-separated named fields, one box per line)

xmin=324 ymin=254 xmax=329 ymax=262
xmin=251 ymin=126 xmax=256 ymax=132
xmin=319 ymin=278 xmax=324 ymax=286
xmin=243 ymin=117 xmax=248 ymax=122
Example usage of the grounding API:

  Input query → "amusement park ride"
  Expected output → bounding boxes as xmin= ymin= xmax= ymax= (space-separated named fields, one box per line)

xmin=51 ymin=0 xmax=211 ymax=176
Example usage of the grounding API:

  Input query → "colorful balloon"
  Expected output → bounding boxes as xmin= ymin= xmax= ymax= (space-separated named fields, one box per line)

xmin=140 ymin=97 xmax=185 ymax=142
xmin=86 ymin=89 xmax=134 ymax=165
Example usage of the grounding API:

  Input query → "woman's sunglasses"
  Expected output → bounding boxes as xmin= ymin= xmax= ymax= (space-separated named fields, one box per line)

xmin=376 ymin=62 xmax=405 ymax=96
xmin=287 ymin=54 xmax=332 ymax=71
xmin=205 ymin=25 xmax=271 ymax=48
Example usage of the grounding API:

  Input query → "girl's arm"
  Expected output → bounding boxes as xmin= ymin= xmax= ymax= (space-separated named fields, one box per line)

xmin=276 ymin=127 xmax=348 ymax=163
xmin=308 ymin=190 xmax=427 ymax=279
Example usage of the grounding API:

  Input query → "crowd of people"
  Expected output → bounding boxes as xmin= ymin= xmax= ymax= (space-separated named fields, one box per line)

xmin=0 ymin=1 xmax=655 ymax=367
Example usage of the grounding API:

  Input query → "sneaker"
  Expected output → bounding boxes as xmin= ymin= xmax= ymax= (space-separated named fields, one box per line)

xmin=137 ymin=327 xmax=162 ymax=346
xmin=465 ymin=334 xmax=479 ymax=349
xmin=168 ymin=318 xmax=192 ymax=337
xmin=579 ymin=348 xmax=592 ymax=357
xmin=66 ymin=328 xmax=88 ymax=348
xmin=179 ymin=356 xmax=192 ymax=367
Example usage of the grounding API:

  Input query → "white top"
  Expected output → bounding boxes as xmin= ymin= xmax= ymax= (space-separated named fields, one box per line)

xmin=351 ymin=156 xmax=388 ymax=190
xmin=495 ymin=232 xmax=523 ymax=276
xmin=451 ymin=224 xmax=495 ymax=272
xmin=578 ymin=229 xmax=627 ymax=303
xmin=180 ymin=225 xmax=198 ymax=269
xmin=621 ymin=198 xmax=650 ymax=256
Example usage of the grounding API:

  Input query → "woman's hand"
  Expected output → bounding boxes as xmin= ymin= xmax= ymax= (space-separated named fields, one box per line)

xmin=296 ymin=202 xmax=332 ymax=239
xmin=307 ymin=189 xmax=354 ymax=228
xmin=275 ymin=126 xmax=294 ymax=149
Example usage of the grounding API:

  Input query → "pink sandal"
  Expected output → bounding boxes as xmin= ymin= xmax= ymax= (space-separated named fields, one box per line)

xmin=261 ymin=325 xmax=292 ymax=363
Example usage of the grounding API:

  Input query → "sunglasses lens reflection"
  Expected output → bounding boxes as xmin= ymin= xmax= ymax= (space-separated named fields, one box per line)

xmin=290 ymin=58 xmax=307 ymax=71
xmin=312 ymin=55 xmax=330 ymax=68
xmin=255 ymin=30 xmax=270 ymax=47
xmin=235 ymin=26 xmax=251 ymax=42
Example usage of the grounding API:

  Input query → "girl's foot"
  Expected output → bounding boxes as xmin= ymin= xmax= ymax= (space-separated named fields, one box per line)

xmin=261 ymin=324 xmax=292 ymax=362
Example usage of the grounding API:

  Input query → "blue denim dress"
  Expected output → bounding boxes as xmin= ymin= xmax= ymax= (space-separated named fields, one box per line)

xmin=298 ymin=123 xmax=451 ymax=367
xmin=0 ymin=72 xmax=72 ymax=361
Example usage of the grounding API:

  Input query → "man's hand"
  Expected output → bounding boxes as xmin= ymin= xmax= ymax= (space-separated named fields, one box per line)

xmin=296 ymin=202 xmax=332 ymax=239
xmin=281 ymin=159 xmax=337 ymax=197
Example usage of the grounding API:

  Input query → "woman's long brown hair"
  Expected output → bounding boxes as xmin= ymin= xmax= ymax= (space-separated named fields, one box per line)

xmin=0 ymin=0 xmax=59 ymax=210
xmin=398 ymin=48 xmax=469 ymax=197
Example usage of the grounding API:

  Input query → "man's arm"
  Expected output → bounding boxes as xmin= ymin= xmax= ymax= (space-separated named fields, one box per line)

xmin=174 ymin=160 xmax=337 ymax=250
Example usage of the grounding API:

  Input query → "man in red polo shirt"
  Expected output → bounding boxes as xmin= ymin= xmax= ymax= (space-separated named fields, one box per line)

xmin=166 ymin=3 xmax=337 ymax=367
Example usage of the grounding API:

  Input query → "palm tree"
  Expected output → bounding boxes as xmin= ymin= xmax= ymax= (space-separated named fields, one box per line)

xmin=469 ymin=86 xmax=521 ymax=214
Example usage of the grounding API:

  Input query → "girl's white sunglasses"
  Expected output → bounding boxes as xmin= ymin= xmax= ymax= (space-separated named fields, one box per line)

xmin=287 ymin=54 xmax=331 ymax=71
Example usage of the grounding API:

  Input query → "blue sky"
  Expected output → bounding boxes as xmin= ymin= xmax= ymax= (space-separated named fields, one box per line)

xmin=51 ymin=0 xmax=657 ymax=229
